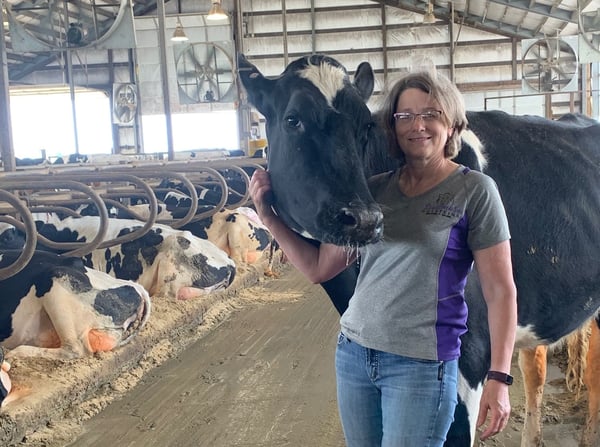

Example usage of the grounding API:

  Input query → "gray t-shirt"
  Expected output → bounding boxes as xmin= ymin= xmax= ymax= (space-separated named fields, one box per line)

xmin=339 ymin=166 xmax=510 ymax=361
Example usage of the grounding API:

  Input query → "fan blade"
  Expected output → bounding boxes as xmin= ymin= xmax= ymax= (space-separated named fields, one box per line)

xmin=553 ymin=64 xmax=575 ymax=79
xmin=188 ymin=47 xmax=206 ymax=70
xmin=544 ymin=37 xmax=557 ymax=61
xmin=203 ymin=45 xmax=216 ymax=67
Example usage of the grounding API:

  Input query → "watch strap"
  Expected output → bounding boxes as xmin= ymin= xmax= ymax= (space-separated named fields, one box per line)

xmin=487 ymin=370 xmax=514 ymax=385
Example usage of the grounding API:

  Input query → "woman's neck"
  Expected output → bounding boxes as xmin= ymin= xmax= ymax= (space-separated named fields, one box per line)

xmin=399 ymin=159 xmax=458 ymax=197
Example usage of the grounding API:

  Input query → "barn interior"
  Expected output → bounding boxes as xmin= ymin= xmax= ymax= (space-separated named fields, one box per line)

xmin=0 ymin=0 xmax=598 ymax=167
xmin=0 ymin=1 xmax=599 ymax=446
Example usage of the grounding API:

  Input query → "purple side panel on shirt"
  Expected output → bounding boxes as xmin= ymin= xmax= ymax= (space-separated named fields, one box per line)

xmin=436 ymin=213 xmax=472 ymax=360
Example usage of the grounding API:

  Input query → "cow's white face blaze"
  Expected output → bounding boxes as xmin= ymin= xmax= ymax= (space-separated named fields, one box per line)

xmin=298 ymin=62 xmax=346 ymax=107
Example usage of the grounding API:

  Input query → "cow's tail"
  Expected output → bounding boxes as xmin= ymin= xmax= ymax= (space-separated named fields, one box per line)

xmin=461 ymin=129 xmax=488 ymax=170
xmin=565 ymin=319 xmax=593 ymax=399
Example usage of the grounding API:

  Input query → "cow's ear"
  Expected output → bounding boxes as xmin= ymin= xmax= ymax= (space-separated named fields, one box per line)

xmin=353 ymin=62 xmax=374 ymax=102
xmin=237 ymin=53 xmax=275 ymax=117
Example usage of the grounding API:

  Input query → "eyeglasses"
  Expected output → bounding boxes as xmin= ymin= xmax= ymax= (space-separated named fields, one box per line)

xmin=393 ymin=110 xmax=443 ymax=125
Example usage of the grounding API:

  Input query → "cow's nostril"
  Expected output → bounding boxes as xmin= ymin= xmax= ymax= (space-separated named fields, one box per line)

xmin=343 ymin=207 xmax=384 ymax=240
xmin=338 ymin=210 xmax=358 ymax=227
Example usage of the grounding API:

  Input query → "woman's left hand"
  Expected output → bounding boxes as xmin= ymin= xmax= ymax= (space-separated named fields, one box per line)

xmin=476 ymin=379 xmax=511 ymax=440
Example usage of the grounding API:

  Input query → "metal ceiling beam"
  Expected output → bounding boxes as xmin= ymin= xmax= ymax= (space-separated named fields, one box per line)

xmin=486 ymin=0 xmax=577 ymax=22
xmin=376 ymin=0 xmax=541 ymax=39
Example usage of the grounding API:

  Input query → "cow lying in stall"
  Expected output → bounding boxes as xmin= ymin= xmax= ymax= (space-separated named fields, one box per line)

xmin=184 ymin=207 xmax=273 ymax=266
xmin=151 ymin=176 xmax=275 ymax=267
xmin=82 ymin=184 xmax=275 ymax=269
xmin=6 ymin=215 xmax=236 ymax=301
xmin=0 ymin=250 xmax=151 ymax=406
xmin=172 ymin=207 xmax=272 ymax=267
xmin=238 ymin=53 xmax=600 ymax=447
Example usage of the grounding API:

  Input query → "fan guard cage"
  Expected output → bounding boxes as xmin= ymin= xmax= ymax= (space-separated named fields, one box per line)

xmin=175 ymin=42 xmax=235 ymax=105
xmin=521 ymin=36 xmax=579 ymax=93
xmin=113 ymin=83 xmax=137 ymax=126
xmin=578 ymin=4 xmax=600 ymax=63
xmin=7 ymin=0 xmax=135 ymax=51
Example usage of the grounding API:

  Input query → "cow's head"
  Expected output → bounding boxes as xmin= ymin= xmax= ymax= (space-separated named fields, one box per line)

xmin=148 ymin=229 xmax=237 ymax=300
xmin=238 ymin=54 xmax=383 ymax=246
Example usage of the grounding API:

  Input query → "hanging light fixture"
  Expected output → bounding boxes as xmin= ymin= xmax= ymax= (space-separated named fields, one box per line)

xmin=171 ymin=17 xmax=189 ymax=42
xmin=423 ymin=1 xmax=436 ymax=24
xmin=207 ymin=0 xmax=228 ymax=21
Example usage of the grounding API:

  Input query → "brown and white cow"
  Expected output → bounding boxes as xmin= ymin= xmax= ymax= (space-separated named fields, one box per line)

xmin=180 ymin=207 xmax=273 ymax=266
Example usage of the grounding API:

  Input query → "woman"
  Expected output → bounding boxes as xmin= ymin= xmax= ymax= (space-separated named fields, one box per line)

xmin=249 ymin=69 xmax=517 ymax=446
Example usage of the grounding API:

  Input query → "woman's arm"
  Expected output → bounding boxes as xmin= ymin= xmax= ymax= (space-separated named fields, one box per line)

xmin=473 ymin=240 xmax=517 ymax=441
xmin=249 ymin=169 xmax=354 ymax=283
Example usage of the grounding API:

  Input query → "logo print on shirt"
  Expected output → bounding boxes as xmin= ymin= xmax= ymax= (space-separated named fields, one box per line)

xmin=422 ymin=193 xmax=462 ymax=218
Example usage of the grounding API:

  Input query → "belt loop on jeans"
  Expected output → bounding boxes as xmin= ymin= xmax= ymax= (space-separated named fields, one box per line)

xmin=438 ymin=362 xmax=444 ymax=381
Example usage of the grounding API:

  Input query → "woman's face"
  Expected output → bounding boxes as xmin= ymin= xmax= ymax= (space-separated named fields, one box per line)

xmin=394 ymin=87 xmax=453 ymax=162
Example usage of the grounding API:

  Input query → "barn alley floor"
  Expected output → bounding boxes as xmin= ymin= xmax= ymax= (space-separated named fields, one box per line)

xmin=6 ymin=264 xmax=585 ymax=447
xmin=65 ymin=265 xmax=346 ymax=447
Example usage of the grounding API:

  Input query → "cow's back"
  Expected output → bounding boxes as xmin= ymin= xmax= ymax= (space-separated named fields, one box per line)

xmin=466 ymin=110 xmax=600 ymax=341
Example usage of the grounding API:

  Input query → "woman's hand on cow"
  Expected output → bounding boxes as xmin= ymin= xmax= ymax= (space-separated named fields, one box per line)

xmin=249 ymin=169 xmax=277 ymax=224
xmin=476 ymin=379 xmax=511 ymax=441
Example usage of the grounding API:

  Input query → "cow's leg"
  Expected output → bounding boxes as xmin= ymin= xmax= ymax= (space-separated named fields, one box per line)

xmin=519 ymin=345 xmax=547 ymax=447
xmin=582 ymin=317 xmax=600 ymax=447
xmin=39 ymin=282 xmax=121 ymax=357
xmin=444 ymin=374 xmax=482 ymax=446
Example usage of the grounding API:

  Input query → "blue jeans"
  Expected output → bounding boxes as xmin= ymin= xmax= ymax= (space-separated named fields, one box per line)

xmin=335 ymin=332 xmax=458 ymax=447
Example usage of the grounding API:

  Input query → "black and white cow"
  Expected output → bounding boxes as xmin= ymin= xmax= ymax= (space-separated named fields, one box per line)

xmin=10 ymin=215 xmax=236 ymax=301
xmin=238 ymin=53 xmax=600 ymax=447
xmin=0 ymin=250 xmax=151 ymax=363
xmin=75 ymin=201 xmax=273 ymax=267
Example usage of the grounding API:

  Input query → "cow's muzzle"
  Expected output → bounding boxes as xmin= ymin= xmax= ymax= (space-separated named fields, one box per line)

xmin=335 ymin=204 xmax=383 ymax=246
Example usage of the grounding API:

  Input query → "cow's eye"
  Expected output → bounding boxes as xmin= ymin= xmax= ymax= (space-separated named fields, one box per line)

xmin=285 ymin=115 xmax=302 ymax=129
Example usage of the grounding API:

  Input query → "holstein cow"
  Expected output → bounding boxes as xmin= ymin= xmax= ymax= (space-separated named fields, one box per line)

xmin=76 ymin=201 xmax=273 ymax=267
xmin=15 ymin=215 xmax=236 ymax=301
xmin=138 ymin=204 xmax=272 ymax=266
xmin=0 ymin=250 xmax=150 ymax=361
xmin=238 ymin=53 xmax=600 ymax=447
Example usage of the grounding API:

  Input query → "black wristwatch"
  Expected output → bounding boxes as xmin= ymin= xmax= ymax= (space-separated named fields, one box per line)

xmin=487 ymin=370 xmax=514 ymax=385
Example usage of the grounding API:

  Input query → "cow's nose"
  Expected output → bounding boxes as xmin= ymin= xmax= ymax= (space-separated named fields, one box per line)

xmin=338 ymin=205 xmax=384 ymax=244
